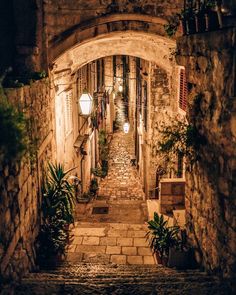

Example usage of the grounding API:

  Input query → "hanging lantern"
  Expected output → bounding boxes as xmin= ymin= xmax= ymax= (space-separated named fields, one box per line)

xmin=79 ymin=90 xmax=93 ymax=115
xmin=118 ymin=85 xmax=123 ymax=92
xmin=123 ymin=122 xmax=130 ymax=134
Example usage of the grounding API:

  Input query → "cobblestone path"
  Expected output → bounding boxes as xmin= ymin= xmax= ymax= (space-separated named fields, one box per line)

xmin=98 ymin=131 xmax=145 ymax=201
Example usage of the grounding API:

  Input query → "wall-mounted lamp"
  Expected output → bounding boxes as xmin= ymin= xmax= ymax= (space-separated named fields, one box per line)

xmin=118 ymin=85 xmax=123 ymax=92
xmin=79 ymin=90 xmax=93 ymax=115
xmin=123 ymin=122 xmax=130 ymax=134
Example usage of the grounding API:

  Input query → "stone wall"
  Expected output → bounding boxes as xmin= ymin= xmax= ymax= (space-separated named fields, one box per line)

xmin=0 ymin=79 xmax=55 ymax=285
xmin=44 ymin=0 xmax=182 ymax=41
xmin=148 ymin=63 xmax=176 ymax=195
xmin=176 ymin=28 xmax=236 ymax=278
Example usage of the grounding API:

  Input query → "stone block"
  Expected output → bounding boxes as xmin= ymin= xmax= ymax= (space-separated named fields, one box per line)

xmin=127 ymin=256 xmax=143 ymax=265
xmin=83 ymin=253 xmax=110 ymax=264
xmin=100 ymin=237 xmax=117 ymax=246
xmin=66 ymin=245 xmax=76 ymax=253
xmin=82 ymin=237 xmax=100 ymax=245
xmin=117 ymin=238 xmax=133 ymax=246
xmin=143 ymin=256 xmax=155 ymax=265
xmin=106 ymin=246 xmax=121 ymax=254
xmin=75 ymin=245 xmax=106 ymax=254
xmin=71 ymin=236 xmax=83 ymax=245
xmin=137 ymin=247 xmax=152 ymax=256
xmin=127 ymin=230 xmax=146 ymax=238
xmin=73 ymin=227 xmax=105 ymax=237
xmin=108 ymin=230 xmax=127 ymax=237
xmin=66 ymin=253 xmax=83 ymax=263
xmin=110 ymin=255 xmax=127 ymax=265
xmin=122 ymin=247 xmax=137 ymax=255
xmin=133 ymin=238 xmax=147 ymax=247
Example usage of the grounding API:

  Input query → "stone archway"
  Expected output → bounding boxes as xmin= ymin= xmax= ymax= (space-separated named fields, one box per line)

xmin=51 ymin=30 xmax=176 ymax=75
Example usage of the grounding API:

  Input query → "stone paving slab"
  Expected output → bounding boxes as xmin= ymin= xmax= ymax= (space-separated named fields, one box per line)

xmin=67 ymin=222 xmax=155 ymax=265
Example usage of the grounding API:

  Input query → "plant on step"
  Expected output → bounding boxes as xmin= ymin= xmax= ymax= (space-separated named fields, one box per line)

xmin=36 ymin=163 xmax=75 ymax=264
xmin=36 ymin=217 xmax=69 ymax=260
xmin=146 ymin=212 xmax=180 ymax=263
xmin=42 ymin=163 xmax=75 ymax=224
xmin=89 ymin=178 xmax=99 ymax=196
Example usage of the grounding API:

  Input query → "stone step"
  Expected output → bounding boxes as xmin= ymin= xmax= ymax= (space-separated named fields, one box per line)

xmin=15 ymin=263 xmax=231 ymax=295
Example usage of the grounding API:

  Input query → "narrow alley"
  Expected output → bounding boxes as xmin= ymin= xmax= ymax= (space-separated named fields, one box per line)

xmin=1 ymin=1 xmax=235 ymax=294
xmin=65 ymin=95 xmax=151 ymax=266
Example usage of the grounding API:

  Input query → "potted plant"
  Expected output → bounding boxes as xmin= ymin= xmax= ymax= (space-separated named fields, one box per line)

xmin=36 ymin=163 xmax=76 ymax=266
xmin=146 ymin=212 xmax=179 ymax=265
xmin=89 ymin=178 xmax=99 ymax=197
xmin=168 ymin=229 xmax=193 ymax=269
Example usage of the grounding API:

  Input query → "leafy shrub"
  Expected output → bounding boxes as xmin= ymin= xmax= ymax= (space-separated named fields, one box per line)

xmin=0 ymin=86 xmax=28 ymax=162
xmin=157 ymin=116 xmax=206 ymax=165
xmin=37 ymin=163 xmax=75 ymax=263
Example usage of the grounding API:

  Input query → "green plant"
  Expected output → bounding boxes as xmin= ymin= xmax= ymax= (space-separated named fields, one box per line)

xmin=157 ymin=116 xmax=206 ymax=164
xmin=91 ymin=167 xmax=107 ymax=178
xmin=98 ymin=129 xmax=109 ymax=161
xmin=164 ymin=16 xmax=180 ymax=37
xmin=89 ymin=178 xmax=99 ymax=196
xmin=0 ymin=84 xmax=28 ymax=162
xmin=3 ymin=70 xmax=47 ymax=88
xmin=146 ymin=212 xmax=180 ymax=261
xmin=42 ymin=163 xmax=75 ymax=224
xmin=37 ymin=163 xmax=75 ymax=263
xmin=36 ymin=217 xmax=69 ymax=260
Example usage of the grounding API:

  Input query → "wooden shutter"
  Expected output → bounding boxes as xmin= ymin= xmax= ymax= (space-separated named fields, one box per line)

xmin=179 ymin=69 xmax=187 ymax=111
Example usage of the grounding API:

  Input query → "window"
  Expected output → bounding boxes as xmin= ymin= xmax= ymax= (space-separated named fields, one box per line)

xmin=64 ymin=90 xmax=72 ymax=136
xmin=179 ymin=68 xmax=187 ymax=111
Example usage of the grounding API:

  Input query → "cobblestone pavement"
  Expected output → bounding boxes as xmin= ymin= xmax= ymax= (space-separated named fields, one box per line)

xmin=99 ymin=131 xmax=145 ymax=201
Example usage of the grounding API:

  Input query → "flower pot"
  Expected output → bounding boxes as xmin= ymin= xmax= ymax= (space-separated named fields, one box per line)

xmin=168 ymin=247 xmax=191 ymax=269
xmin=154 ymin=253 xmax=162 ymax=264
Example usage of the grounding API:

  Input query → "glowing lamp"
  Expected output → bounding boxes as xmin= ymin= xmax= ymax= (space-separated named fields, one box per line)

xmin=118 ymin=85 xmax=123 ymax=92
xmin=123 ymin=122 xmax=130 ymax=134
xmin=79 ymin=91 xmax=93 ymax=115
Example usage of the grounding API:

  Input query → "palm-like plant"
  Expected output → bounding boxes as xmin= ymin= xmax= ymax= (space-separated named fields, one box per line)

xmin=147 ymin=212 xmax=180 ymax=262
xmin=42 ymin=163 xmax=75 ymax=224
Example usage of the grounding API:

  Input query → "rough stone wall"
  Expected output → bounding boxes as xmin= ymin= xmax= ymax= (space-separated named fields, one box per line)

xmin=0 ymin=79 xmax=54 ymax=284
xmin=44 ymin=0 xmax=182 ymax=41
xmin=176 ymin=28 xmax=236 ymax=278
xmin=148 ymin=63 xmax=174 ymax=195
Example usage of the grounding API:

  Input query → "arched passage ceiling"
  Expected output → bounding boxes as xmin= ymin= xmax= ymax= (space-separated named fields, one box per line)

xmin=52 ymin=31 xmax=176 ymax=75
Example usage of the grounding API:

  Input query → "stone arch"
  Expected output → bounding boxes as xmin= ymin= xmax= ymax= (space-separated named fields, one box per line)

xmin=49 ymin=14 xmax=176 ymax=74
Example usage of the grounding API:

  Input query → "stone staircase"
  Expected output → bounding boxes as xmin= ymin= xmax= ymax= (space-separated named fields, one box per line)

xmin=15 ymin=263 xmax=232 ymax=295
